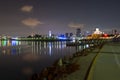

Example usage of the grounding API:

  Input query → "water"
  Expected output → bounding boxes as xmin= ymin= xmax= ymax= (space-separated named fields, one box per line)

xmin=0 ymin=40 xmax=83 ymax=80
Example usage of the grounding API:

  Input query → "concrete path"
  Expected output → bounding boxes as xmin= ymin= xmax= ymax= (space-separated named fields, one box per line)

xmin=87 ymin=42 xmax=120 ymax=80
xmin=63 ymin=47 xmax=101 ymax=80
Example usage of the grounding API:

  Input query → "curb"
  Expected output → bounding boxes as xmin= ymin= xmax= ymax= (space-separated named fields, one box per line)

xmin=85 ymin=44 xmax=103 ymax=80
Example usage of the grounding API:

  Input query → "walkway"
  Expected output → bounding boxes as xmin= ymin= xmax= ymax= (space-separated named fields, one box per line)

xmin=87 ymin=42 xmax=120 ymax=80
xmin=63 ymin=46 xmax=102 ymax=80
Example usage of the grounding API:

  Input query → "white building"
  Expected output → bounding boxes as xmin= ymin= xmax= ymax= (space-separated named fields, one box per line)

xmin=93 ymin=28 xmax=102 ymax=34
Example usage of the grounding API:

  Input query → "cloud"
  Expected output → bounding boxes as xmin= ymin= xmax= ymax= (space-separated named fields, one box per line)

xmin=68 ymin=22 xmax=85 ymax=28
xmin=22 ymin=18 xmax=44 ymax=28
xmin=21 ymin=5 xmax=33 ymax=12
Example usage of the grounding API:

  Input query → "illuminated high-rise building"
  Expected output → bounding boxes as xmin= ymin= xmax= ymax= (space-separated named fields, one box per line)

xmin=76 ymin=28 xmax=81 ymax=37
xmin=49 ymin=30 xmax=52 ymax=37
xmin=65 ymin=33 xmax=69 ymax=38
xmin=70 ymin=33 xmax=73 ymax=37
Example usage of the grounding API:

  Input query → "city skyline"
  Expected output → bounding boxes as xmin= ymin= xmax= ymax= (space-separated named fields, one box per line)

xmin=0 ymin=0 xmax=120 ymax=36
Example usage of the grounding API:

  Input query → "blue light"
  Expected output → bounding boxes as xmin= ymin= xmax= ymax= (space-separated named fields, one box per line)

xmin=57 ymin=35 xmax=67 ymax=40
xmin=57 ymin=37 xmax=67 ymax=40
xmin=12 ymin=40 xmax=18 ymax=46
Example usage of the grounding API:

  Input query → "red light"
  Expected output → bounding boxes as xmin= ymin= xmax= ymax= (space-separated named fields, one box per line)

xmin=103 ymin=34 xmax=108 ymax=37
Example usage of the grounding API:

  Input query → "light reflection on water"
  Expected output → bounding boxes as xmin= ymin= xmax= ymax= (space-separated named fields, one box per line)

xmin=30 ymin=41 xmax=67 ymax=56
xmin=0 ymin=40 xmax=84 ymax=80
xmin=0 ymin=40 xmax=21 ymax=47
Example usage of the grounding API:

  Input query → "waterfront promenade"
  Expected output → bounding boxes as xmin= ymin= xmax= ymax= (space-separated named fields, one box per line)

xmin=28 ymin=39 xmax=120 ymax=80
xmin=87 ymin=42 xmax=120 ymax=80
xmin=63 ymin=41 xmax=120 ymax=80
xmin=62 ymin=45 xmax=102 ymax=80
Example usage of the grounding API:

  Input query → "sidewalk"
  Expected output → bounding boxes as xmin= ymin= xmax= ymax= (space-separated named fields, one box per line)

xmin=63 ymin=46 xmax=102 ymax=80
xmin=87 ymin=42 xmax=120 ymax=80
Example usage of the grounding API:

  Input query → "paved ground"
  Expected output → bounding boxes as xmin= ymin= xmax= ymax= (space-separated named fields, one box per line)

xmin=63 ymin=47 xmax=101 ymax=80
xmin=87 ymin=42 xmax=120 ymax=80
xmin=63 ymin=42 xmax=120 ymax=80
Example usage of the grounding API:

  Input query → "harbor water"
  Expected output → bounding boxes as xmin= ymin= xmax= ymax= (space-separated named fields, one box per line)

xmin=0 ymin=40 xmax=86 ymax=80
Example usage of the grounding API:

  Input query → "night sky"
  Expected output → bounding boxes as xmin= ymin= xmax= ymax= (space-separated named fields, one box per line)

xmin=0 ymin=0 xmax=120 ymax=36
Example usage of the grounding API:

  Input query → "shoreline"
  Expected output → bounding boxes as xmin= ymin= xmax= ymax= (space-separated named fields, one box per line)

xmin=28 ymin=43 xmax=104 ymax=80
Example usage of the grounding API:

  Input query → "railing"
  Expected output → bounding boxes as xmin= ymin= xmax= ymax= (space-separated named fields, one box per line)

xmin=66 ymin=38 xmax=111 ymax=46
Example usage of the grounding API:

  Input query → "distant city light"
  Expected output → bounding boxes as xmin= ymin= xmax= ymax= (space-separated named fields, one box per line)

xmin=103 ymin=34 xmax=108 ymax=37
xmin=93 ymin=28 xmax=102 ymax=34
xmin=57 ymin=37 xmax=67 ymax=40
xmin=72 ymin=36 xmax=76 ymax=42
xmin=12 ymin=37 xmax=18 ymax=40
xmin=86 ymin=44 xmax=89 ymax=48
xmin=49 ymin=31 xmax=52 ymax=37
xmin=57 ymin=35 xmax=67 ymax=40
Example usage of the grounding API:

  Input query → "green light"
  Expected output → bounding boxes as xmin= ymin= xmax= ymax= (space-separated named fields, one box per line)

xmin=2 ymin=40 xmax=7 ymax=46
